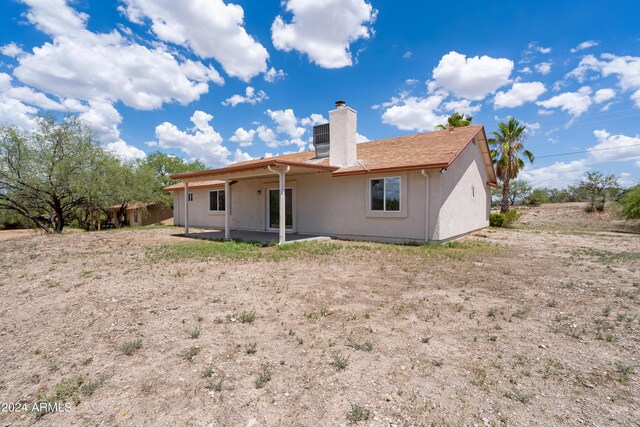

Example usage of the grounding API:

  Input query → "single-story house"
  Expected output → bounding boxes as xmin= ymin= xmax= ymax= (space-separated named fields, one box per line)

xmin=165 ymin=101 xmax=498 ymax=244
xmin=106 ymin=202 xmax=173 ymax=227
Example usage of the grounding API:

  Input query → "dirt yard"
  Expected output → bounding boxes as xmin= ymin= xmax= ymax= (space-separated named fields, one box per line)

xmin=0 ymin=203 xmax=638 ymax=426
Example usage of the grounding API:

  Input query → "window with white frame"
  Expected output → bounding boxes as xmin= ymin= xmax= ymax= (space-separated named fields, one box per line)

xmin=188 ymin=192 xmax=193 ymax=202
xmin=209 ymin=190 xmax=225 ymax=211
xmin=370 ymin=177 xmax=401 ymax=211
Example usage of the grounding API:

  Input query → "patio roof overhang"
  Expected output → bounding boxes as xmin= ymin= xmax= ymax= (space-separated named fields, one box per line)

xmin=170 ymin=159 xmax=337 ymax=183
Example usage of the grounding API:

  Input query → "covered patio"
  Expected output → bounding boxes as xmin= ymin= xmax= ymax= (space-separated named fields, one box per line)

xmin=183 ymin=229 xmax=331 ymax=245
xmin=171 ymin=158 xmax=337 ymax=245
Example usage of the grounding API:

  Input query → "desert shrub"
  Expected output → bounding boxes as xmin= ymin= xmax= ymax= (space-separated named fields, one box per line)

xmin=621 ymin=185 xmax=640 ymax=219
xmin=490 ymin=213 xmax=505 ymax=227
xmin=524 ymin=189 xmax=549 ymax=206
xmin=503 ymin=209 xmax=521 ymax=226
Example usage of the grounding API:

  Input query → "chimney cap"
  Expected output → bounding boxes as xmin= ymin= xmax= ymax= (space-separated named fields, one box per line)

xmin=335 ymin=100 xmax=346 ymax=108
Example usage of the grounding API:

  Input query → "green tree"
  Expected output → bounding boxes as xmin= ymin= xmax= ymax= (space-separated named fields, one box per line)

xmin=141 ymin=152 xmax=206 ymax=205
xmin=143 ymin=151 xmax=206 ymax=188
xmin=435 ymin=113 xmax=473 ymax=130
xmin=507 ymin=180 xmax=533 ymax=205
xmin=579 ymin=171 xmax=619 ymax=212
xmin=74 ymin=158 xmax=160 ymax=230
xmin=489 ymin=118 xmax=534 ymax=213
xmin=0 ymin=116 xmax=114 ymax=233
xmin=621 ymin=185 xmax=640 ymax=219
xmin=524 ymin=188 xmax=550 ymax=206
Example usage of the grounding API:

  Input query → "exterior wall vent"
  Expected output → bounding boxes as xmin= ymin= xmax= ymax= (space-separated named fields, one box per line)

xmin=313 ymin=123 xmax=330 ymax=158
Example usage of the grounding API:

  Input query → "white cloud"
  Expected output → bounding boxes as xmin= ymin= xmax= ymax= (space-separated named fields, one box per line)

xmin=535 ymin=62 xmax=552 ymax=75
xmin=381 ymin=95 xmax=446 ymax=132
xmin=106 ymin=139 xmax=146 ymax=161
xmin=519 ymin=66 xmax=532 ymax=74
xmin=232 ymin=148 xmax=253 ymax=162
xmin=256 ymin=125 xmax=279 ymax=148
xmin=300 ymin=113 xmax=326 ymax=127
xmin=536 ymin=86 xmax=593 ymax=117
xmin=153 ymin=110 xmax=244 ymax=167
xmin=13 ymin=0 xmax=224 ymax=111
xmin=527 ymin=42 xmax=551 ymax=55
xmin=266 ymin=108 xmax=306 ymax=145
xmin=403 ymin=51 xmax=412 ymax=59
xmin=1 ymin=43 xmax=24 ymax=58
xmin=222 ymin=86 xmax=268 ymax=107
xmin=590 ymin=129 xmax=640 ymax=164
xmin=494 ymin=81 xmax=546 ymax=109
xmin=271 ymin=0 xmax=377 ymax=69
xmin=429 ymin=51 xmax=514 ymax=100
xmin=356 ymin=132 xmax=369 ymax=143
xmin=249 ymin=108 xmax=329 ymax=149
xmin=15 ymin=32 xmax=222 ymax=111
xmin=21 ymin=0 xmax=88 ymax=38
xmin=120 ymin=0 xmax=269 ymax=81
xmin=0 ymin=98 xmax=38 ymax=129
xmin=5 ymin=85 xmax=67 ymax=111
xmin=571 ymin=40 xmax=599 ymax=53
xmin=442 ymin=99 xmax=481 ymax=116
xmin=569 ymin=54 xmax=640 ymax=107
xmin=618 ymin=172 xmax=635 ymax=187
xmin=229 ymin=127 xmax=255 ymax=147
xmin=523 ymin=121 xmax=541 ymax=136
xmin=0 ymin=72 xmax=66 ymax=130
xmin=78 ymin=101 xmax=122 ymax=143
xmin=519 ymin=160 xmax=589 ymax=188
xmin=264 ymin=67 xmax=286 ymax=83
xmin=594 ymin=88 xmax=615 ymax=103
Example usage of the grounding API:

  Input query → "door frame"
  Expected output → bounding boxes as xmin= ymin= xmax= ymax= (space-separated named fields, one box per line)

xmin=265 ymin=186 xmax=296 ymax=233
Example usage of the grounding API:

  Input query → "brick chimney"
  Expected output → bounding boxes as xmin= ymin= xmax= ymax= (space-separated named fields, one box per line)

xmin=329 ymin=100 xmax=357 ymax=167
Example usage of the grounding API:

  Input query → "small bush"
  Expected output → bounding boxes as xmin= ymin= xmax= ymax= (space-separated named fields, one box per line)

xmin=239 ymin=311 xmax=256 ymax=324
xmin=490 ymin=210 xmax=520 ymax=228
xmin=177 ymin=347 xmax=200 ymax=361
xmin=346 ymin=404 xmax=370 ymax=423
xmin=119 ymin=339 xmax=142 ymax=356
xmin=255 ymin=369 xmax=272 ymax=388
xmin=333 ymin=353 xmax=350 ymax=370
xmin=489 ymin=213 xmax=505 ymax=227
xmin=503 ymin=209 xmax=520 ymax=226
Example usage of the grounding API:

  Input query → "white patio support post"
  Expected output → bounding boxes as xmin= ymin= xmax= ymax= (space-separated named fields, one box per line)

xmin=184 ymin=182 xmax=189 ymax=235
xmin=224 ymin=179 xmax=230 ymax=240
xmin=421 ymin=170 xmax=430 ymax=243
xmin=267 ymin=165 xmax=290 ymax=245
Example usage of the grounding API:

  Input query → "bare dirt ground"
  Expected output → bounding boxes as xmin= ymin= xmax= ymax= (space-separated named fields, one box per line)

xmin=0 ymin=203 xmax=638 ymax=426
xmin=0 ymin=230 xmax=43 ymax=241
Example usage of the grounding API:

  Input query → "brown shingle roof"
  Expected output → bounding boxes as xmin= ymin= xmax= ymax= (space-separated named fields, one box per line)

xmin=170 ymin=125 xmax=497 ymax=183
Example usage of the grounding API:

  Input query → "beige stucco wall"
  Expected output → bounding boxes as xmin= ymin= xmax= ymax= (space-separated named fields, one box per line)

xmin=172 ymin=142 xmax=491 ymax=243
xmin=432 ymin=141 xmax=491 ymax=241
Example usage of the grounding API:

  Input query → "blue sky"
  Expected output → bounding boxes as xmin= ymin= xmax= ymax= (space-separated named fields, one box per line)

xmin=1 ymin=0 xmax=639 ymax=188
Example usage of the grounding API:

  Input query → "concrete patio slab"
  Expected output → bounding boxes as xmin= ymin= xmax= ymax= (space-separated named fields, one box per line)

xmin=183 ymin=229 xmax=331 ymax=245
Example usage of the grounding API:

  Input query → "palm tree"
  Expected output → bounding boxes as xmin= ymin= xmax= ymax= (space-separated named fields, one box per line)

xmin=489 ymin=118 xmax=534 ymax=214
xmin=435 ymin=113 xmax=473 ymax=130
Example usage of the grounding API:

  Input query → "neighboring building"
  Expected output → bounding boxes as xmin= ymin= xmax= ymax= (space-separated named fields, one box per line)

xmin=106 ymin=202 xmax=173 ymax=227
xmin=165 ymin=101 xmax=498 ymax=244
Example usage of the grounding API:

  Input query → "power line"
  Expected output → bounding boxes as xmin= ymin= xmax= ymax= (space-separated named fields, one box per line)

xmin=536 ymin=143 xmax=640 ymax=159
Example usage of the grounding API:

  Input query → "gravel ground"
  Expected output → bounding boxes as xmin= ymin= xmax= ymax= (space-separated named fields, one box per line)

xmin=0 ymin=203 xmax=638 ymax=426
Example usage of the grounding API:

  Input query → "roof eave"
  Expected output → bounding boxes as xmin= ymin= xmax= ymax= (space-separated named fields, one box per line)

xmin=332 ymin=162 xmax=451 ymax=177
xmin=169 ymin=159 xmax=337 ymax=180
